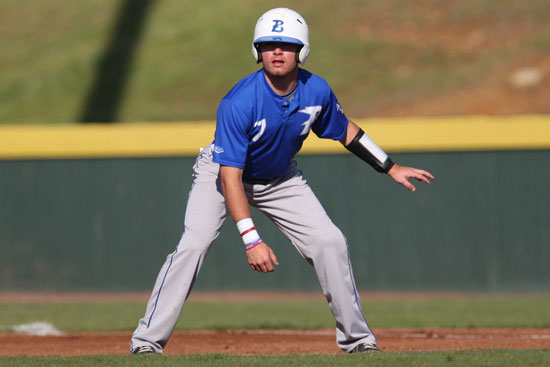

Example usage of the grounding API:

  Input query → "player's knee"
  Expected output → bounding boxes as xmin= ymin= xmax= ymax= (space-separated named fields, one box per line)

xmin=311 ymin=227 xmax=347 ymax=254
xmin=178 ymin=231 xmax=215 ymax=253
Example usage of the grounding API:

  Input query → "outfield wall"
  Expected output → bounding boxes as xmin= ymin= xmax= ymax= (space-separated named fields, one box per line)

xmin=1 ymin=116 xmax=549 ymax=291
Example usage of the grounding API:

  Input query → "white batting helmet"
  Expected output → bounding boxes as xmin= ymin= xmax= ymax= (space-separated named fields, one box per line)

xmin=252 ymin=8 xmax=310 ymax=65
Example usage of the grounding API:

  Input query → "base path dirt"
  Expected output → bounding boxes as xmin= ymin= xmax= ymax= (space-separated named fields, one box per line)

xmin=1 ymin=328 xmax=549 ymax=356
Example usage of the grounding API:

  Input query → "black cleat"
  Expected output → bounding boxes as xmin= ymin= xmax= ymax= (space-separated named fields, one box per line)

xmin=349 ymin=343 xmax=382 ymax=353
xmin=131 ymin=346 xmax=156 ymax=354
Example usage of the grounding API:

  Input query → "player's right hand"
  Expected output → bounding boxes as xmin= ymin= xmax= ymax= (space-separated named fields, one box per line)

xmin=246 ymin=242 xmax=279 ymax=273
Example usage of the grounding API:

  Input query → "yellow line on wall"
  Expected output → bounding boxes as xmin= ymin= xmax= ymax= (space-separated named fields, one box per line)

xmin=0 ymin=121 xmax=215 ymax=159
xmin=0 ymin=115 xmax=548 ymax=160
xmin=305 ymin=115 xmax=550 ymax=154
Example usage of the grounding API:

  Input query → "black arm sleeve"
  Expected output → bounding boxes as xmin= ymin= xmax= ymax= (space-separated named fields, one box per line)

xmin=345 ymin=129 xmax=395 ymax=173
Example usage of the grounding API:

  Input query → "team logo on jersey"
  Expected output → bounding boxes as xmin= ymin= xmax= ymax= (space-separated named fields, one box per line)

xmin=252 ymin=119 xmax=267 ymax=142
xmin=298 ymin=106 xmax=322 ymax=135
xmin=336 ymin=103 xmax=344 ymax=114
xmin=271 ymin=20 xmax=284 ymax=32
xmin=213 ymin=144 xmax=224 ymax=154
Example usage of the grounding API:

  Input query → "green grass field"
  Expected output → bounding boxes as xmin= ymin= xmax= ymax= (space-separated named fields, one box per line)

xmin=2 ymin=350 xmax=550 ymax=367
xmin=1 ymin=294 xmax=550 ymax=332
xmin=1 ymin=294 xmax=549 ymax=366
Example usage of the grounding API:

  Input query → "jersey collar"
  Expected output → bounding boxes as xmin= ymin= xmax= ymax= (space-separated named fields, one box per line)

xmin=261 ymin=69 xmax=300 ymax=101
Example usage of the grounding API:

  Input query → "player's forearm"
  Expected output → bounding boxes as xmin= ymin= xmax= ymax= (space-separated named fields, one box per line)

xmin=219 ymin=165 xmax=265 ymax=251
xmin=341 ymin=119 xmax=394 ymax=174
xmin=219 ymin=165 xmax=251 ymax=222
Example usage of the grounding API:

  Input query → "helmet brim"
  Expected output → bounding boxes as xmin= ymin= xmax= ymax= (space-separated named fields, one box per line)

xmin=253 ymin=36 xmax=304 ymax=45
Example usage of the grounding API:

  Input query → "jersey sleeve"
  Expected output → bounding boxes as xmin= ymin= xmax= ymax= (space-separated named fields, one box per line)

xmin=311 ymin=83 xmax=348 ymax=141
xmin=212 ymin=99 xmax=250 ymax=168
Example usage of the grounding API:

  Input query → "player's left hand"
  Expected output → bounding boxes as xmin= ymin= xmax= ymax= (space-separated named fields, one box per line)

xmin=387 ymin=164 xmax=434 ymax=192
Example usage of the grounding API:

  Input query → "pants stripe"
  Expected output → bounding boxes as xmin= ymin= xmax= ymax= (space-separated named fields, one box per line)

xmin=146 ymin=247 xmax=178 ymax=328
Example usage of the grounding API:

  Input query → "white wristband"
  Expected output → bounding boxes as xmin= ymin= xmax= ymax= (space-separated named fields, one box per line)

xmin=236 ymin=218 xmax=261 ymax=246
xmin=236 ymin=218 xmax=254 ymax=233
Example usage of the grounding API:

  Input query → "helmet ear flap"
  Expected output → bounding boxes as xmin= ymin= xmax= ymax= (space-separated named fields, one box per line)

xmin=294 ymin=45 xmax=303 ymax=63
xmin=298 ymin=45 xmax=310 ymax=65
xmin=252 ymin=43 xmax=262 ymax=63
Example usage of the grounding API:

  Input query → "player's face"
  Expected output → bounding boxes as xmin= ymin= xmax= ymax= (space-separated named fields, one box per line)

xmin=260 ymin=42 xmax=300 ymax=77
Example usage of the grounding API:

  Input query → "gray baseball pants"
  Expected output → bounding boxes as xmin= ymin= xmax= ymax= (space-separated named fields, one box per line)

xmin=131 ymin=145 xmax=377 ymax=353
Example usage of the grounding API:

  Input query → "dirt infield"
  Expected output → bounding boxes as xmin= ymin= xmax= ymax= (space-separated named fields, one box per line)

xmin=1 ymin=328 xmax=549 ymax=356
xmin=1 ymin=293 xmax=548 ymax=355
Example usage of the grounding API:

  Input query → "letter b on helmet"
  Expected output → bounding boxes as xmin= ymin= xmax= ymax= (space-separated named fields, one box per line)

xmin=271 ymin=20 xmax=284 ymax=32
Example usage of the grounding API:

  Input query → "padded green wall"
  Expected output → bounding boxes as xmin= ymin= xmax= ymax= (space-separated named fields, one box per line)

xmin=1 ymin=150 xmax=548 ymax=291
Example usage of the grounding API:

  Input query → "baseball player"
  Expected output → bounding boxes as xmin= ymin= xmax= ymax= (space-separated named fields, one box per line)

xmin=131 ymin=7 xmax=433 ymax=354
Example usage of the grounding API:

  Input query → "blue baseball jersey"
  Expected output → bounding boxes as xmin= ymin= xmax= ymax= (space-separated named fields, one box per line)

xmin=213 ymin=68 xmax=348 ymax=180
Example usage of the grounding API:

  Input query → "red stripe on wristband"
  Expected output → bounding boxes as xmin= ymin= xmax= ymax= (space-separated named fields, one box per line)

xmin=240 ymin=227 xmax=256 ymax=237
